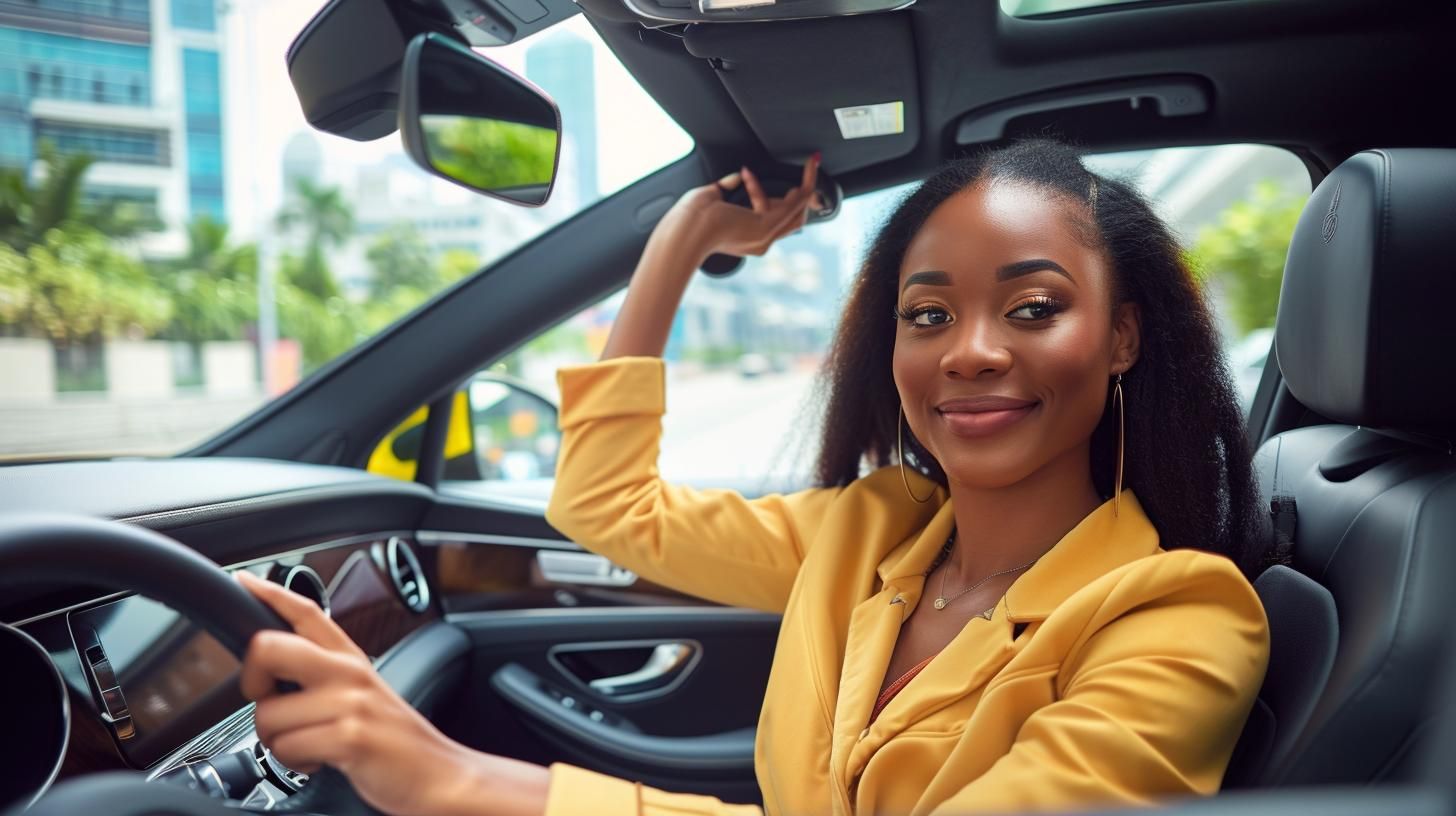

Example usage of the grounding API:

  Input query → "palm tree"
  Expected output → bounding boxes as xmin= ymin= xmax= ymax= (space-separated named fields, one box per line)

xmin=274 ymin=177 xmax=355 ymax=300
xmin=0 ymin=143 xmax=160 ymax=250
xmin=160 ymin=216 xmax=259 ymax=344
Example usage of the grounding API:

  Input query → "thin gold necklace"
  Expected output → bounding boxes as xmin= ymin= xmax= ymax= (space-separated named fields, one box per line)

xmin=931 ymin=530 xmax=1040 ymax=611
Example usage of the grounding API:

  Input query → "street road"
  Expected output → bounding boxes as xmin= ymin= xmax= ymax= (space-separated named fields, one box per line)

xmin=658 ymin=367 xmax=823 ymax=488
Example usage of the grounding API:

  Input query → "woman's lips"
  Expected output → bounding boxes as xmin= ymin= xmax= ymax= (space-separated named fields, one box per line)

xmin=935 ymin=400 xmax=1039 ymax=438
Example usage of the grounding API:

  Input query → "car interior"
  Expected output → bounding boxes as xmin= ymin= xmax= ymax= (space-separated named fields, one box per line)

xmin=3 ymin=0 xmax=1455 ymax=814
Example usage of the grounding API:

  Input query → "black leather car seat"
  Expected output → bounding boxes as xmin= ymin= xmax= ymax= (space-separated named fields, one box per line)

xmin=1223 ymin=148 xmax=1456 ymax=788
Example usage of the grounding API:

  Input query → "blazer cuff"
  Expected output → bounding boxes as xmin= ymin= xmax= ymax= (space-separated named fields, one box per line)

xmin=544 ymin=762 xmax=641 ymax=816
xmin=556 ymin=356 xmax=666 ymax=429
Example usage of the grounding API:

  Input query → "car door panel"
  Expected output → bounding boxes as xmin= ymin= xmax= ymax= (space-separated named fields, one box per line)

xmin=416 ymin=497 xmax=775 ymax=802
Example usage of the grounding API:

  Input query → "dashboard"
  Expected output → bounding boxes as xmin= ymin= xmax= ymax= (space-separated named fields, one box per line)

xmin=0 ymin=458 xmax=507 ymax=810
xmin=18 ymin=533 xmax=437 ymax=782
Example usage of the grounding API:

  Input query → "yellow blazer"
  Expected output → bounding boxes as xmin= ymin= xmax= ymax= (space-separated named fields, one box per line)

xmin=541 ymin=357 xmax=1269 ymax=815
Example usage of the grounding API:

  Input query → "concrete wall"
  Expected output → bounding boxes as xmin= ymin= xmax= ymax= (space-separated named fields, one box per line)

xmin=0 ymin=338 xmax=265 ymax=457
xmin=202 ymin=341 xmax=258 ymax=396
xmin=105 ymin=340 xmax=175 ymax=399
xmin=0 ymin=338 xmax=55 ymax=402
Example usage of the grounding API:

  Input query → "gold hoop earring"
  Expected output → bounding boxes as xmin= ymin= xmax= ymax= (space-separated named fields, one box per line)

xmin=1112 ymin=373 xmax=1125 ymax=518
xmin=898 ymin=406 xmax=935 ymax=504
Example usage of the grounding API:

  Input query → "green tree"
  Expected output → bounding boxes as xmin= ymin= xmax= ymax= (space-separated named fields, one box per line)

xmin=0 ymin=145 xmax=167 ymax=346
xmin=158 ymin=216 xmax=259 ymax=344
xmin=0 ymin=143 xmax=160 ymax=251
xmin=1190 ymin=182 xmax=1307 ymax=336
xmin=366 ymin=223 xmax=438 ymax=297
xmin=275 ymin=178 xmax=354 ymax=300
xmin=270 ymin=178 xmax=360 ymax=368
xmin=276 ymin=252 xmax=360 ymax=369
xmin=360 ymin=245 xmax=481 ymax=336
xmin=440 ymin=248 xmax=481 ymax=284
xmin=424 ymin=117 xmax=557 ymax=194
xmin=0 ymin=227 xmax=171 ymax=344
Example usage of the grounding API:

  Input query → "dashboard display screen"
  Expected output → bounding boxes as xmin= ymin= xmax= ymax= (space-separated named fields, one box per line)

xmin=69 ymin=595 xmax=245 ymax=768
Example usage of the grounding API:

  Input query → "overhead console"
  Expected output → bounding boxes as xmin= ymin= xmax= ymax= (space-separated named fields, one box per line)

xmin=618 ymin=0 xmax=915 ymax=24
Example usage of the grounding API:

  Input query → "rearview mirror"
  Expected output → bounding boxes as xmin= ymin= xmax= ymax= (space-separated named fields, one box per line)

xmin=398 ymin=32 xmax=561 ymax=207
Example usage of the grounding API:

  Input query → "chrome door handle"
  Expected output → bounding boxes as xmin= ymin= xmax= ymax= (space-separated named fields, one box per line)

xmin=589 ymin=643 xmax=695 ymax=696
xmin=536 ymin=551 xmax=637 ymax=587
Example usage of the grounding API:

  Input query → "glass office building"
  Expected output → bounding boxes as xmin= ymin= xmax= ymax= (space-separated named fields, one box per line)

xmin=0 ymin=0 xmax=227 ymax=235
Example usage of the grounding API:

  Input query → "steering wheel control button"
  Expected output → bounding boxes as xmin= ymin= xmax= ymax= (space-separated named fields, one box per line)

xmin=80 ymin=635 xmax=135 ymax=740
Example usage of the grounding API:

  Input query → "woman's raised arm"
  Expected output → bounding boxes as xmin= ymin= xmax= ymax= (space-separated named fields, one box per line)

xmin=546 ymin=157 xmax=832 ymax=614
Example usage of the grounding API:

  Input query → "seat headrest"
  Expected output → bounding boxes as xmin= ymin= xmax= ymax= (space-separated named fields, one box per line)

xmin=1274 ymin=148 xmax=1456 ymax=436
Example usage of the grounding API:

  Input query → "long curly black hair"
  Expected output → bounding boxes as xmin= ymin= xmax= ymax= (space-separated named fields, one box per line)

xmin=814 ymin=139 xmax=1269 ymax=578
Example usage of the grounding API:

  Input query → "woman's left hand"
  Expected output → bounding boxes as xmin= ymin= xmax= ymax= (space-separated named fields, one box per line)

xmin=236 ymin=570 xmax=486 ymax=816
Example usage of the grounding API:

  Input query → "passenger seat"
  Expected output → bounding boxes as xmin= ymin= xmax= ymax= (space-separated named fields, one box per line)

xmin=1223 ymin=149 xmax=1456 ymax=788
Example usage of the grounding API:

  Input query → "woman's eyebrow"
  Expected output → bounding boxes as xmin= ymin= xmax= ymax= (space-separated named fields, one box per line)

xmin=902 ymin=261 xmax=1073 ymax=293
xmin=901 ymin=270 xmax=951 ymax=292
xmin=997 ymin=259 xmax=1073 ymax=283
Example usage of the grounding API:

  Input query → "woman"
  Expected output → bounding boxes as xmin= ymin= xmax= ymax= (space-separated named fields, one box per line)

xmin=237 ymin=139 xmax=1271 ymax=816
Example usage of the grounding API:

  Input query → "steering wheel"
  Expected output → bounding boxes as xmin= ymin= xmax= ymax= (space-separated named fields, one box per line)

xmin=0 ymin=514 xmax=386 ymax=816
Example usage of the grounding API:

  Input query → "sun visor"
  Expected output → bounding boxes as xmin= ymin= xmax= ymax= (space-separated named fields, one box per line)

xmin=682 ymin=13 xmax=919 ymax=172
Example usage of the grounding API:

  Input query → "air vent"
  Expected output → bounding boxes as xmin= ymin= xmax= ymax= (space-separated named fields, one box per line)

xmin=386 ymin=537 xmax=431 ymax=613
xmin=274 ymin=565 xmax=330 ymax=618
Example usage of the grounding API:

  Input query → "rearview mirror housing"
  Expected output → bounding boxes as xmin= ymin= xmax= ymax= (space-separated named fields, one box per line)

xmin=398 ymin=33 xmax=563 ymax=207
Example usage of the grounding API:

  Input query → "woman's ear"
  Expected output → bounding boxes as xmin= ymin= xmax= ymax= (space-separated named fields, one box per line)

xmin=1111 ymin=301 xmax=1142 ymax=375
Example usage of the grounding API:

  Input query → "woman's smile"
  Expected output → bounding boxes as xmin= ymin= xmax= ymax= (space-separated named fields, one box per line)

xmin=936 ymin=396 xmax=1040 ymax=438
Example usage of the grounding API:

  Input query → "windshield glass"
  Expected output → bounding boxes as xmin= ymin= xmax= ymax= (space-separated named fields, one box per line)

xmin=0 ymin=3 xmax=691 ymax=461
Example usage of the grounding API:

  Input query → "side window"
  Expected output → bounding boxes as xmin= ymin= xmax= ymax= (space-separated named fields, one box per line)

xmin=465 ymin=376 xmax=559 ymax=482
xmin=1085 ymin=145 xmax=1309 ymax=412
xmin=366 ymin=374 xmax=559 ymax=489
xmin=373 ymin=145 xmax=1309 ymax=496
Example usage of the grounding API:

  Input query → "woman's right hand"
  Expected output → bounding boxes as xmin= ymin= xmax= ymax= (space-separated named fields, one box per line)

xmin=662 ymin=153 xmax=822 ymax=261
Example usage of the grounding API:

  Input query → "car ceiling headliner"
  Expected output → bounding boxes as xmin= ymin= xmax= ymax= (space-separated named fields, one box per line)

xmin=574 ymin=0 xmax=1453 ymax=191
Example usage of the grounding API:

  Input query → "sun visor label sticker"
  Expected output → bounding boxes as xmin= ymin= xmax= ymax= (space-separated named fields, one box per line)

xmin=833 ymin=102 xmax=905 ymax=140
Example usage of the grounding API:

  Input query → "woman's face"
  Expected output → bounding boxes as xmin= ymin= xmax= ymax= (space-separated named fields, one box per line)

xmin=892 ymin=179 xmax=1140 ymax=491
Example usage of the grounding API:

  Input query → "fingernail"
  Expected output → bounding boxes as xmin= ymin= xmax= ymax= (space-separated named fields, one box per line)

xmin=812 ymin=151 xmax=822 ymax=162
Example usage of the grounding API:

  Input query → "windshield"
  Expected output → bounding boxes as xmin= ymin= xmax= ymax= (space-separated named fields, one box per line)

xmin=0 ymin=3 xmax=691 ymax=461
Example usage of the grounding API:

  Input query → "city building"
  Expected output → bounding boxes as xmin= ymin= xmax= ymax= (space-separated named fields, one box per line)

xmin=0 ymin=0 xmax=228 ymax=252
xmin=337 ymin=151 xmax=545 ymax=295
xmin=524 ymin=30 xmax=597 ymax=211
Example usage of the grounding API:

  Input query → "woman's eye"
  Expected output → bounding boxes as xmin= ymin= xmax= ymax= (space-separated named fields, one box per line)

xmin=908 ymin=307 xmax=951 ymax=327
xmin=1007 ymin=298 xmax=1062 ymax=321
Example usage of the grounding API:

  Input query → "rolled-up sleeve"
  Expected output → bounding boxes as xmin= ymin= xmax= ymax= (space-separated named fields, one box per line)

xmin=544 ymin=764 xmax=763 ymax=816
xmin=544 ymin=357 xmax=841 ymax=614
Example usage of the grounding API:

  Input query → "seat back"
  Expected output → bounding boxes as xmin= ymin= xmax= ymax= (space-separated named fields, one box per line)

xmin=1230 ymin=149 xmax=1456 ymax=787
xmin=1223 ymin=565 xmax=1338 ymax=788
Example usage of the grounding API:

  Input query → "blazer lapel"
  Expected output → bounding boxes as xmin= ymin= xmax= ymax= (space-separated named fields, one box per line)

xmin=829 ymin=495 xmax=957 ymax=784
xmin=1004 ymin=489 xmax=1161 ymax=623
xmin=845 ymin=490 xmax=1162 ymax=781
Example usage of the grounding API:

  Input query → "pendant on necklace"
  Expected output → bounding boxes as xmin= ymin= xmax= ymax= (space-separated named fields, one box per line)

xmin=933 ymin=598 xmax=948 ymax=610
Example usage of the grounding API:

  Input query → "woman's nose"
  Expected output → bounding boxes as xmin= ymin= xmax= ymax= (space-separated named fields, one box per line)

xmin=940 ymin=319 xmax=1012 ymax=378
